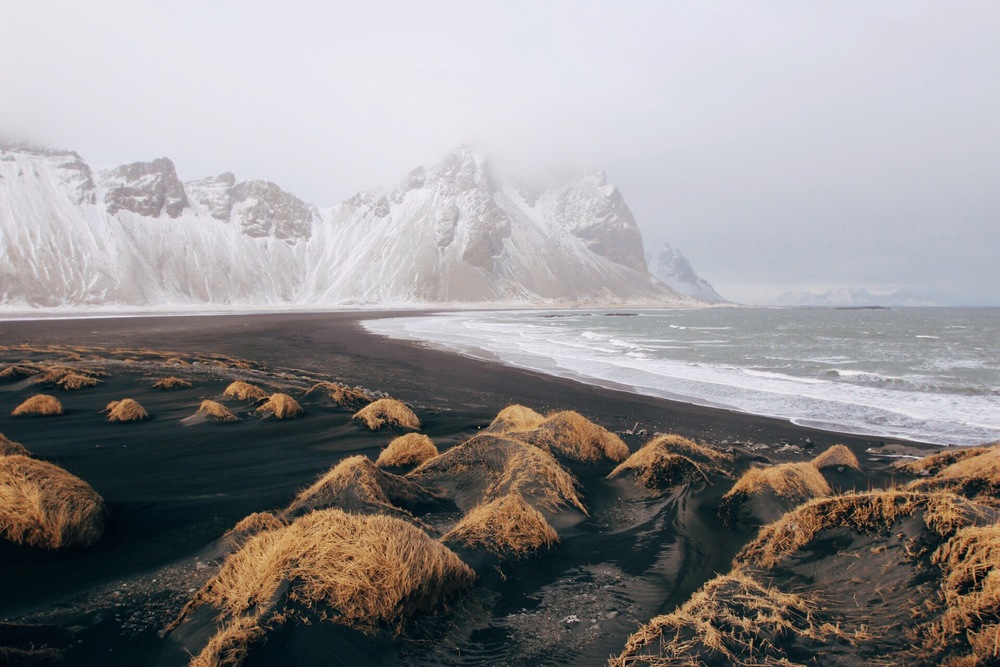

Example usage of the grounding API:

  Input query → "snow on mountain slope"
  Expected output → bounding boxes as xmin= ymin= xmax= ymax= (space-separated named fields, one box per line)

xmin=0 ymin=143 xmax=689 ymax=308
xmin=646 ymin=242 xmax=727 ymax=303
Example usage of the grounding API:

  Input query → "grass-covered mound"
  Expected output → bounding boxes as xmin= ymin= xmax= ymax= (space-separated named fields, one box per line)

xmin=510 ymin=410 xmax=629 ymax=464
xmin=894 ymin=445 xmax=994 ymax=478
xmin=811 ymin=443 xmax=860 ymax=470
xmin=0 ymin=364 xmax=39 ymax=381
xmin=0 ymin=455 xmax=106 ymax=549
xmin=254 ymin=393 xmax=304 ymax=420
xmin=613 ymin=490 xmax=1000 ymax=667
xmin=152 ymin=376 xmax=193 ymax=390
xmin=376 ymin=433 xmax=438 ymax=468
xmin=303 ymin=381 xmax=372 ymax=409
xmin=186 ymin=400 xmax=240 ymax=423
xmin=444 ymin=492 xmax=559 ymax=557
xmin=352 ymin=398 xmax=420 ymax=431
xmin=104 ymin=398 xmax=150 ymax=423
xmin=54 ymin=372 xmax=101 ymax=390
xmin=11 ymin=394 xmax=63 ymax=417
xmin=0 ymin=433 xmax=29 ymax=457
xmin=408 ymin=434 xmax=586 ymax=518
xmin=608 ymin=434 xmax=733 ymax=491
xmin=285 ymin=455 xmax=442 ymax=520
xmin=904 ymin=445 xmax=1000 ymax=506
xmin=171 ymin=509 xmax=475 ymax=667
xmin=223 ymin=381 xmax=268 ymax=402
xmin=718 ymin=462 xmax=831 ymax=526
xmin=484 ymin=404 xmax=545 ymax=434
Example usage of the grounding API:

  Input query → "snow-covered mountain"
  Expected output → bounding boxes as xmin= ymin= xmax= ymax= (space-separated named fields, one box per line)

xmin=0 ymin=143 xmax=692 ymax=308
xmin=646 ymin=242 xmax=726 ymax=303
xmin=772 ymin=288 xmax=938 ymax=308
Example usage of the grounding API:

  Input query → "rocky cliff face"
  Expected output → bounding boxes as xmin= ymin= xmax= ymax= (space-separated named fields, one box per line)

xmin=646 ymin=242 xmax=726 ymax=303
xmin=0 ymin=144 xmax=692 ymax=308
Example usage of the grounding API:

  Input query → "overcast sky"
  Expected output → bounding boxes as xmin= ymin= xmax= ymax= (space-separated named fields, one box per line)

xmin=2 ymin=1 xmax=997 ymax=305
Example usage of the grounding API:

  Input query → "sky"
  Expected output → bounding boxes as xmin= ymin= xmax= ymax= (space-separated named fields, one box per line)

xmin=2 ymin=1 xmax=998 ymax=305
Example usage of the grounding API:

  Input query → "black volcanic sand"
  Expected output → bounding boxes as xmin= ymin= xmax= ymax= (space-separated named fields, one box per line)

xmin=0 ymin=311 xmax=941 ymax=667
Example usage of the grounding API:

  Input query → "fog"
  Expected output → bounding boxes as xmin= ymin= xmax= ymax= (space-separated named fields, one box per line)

xmin=2 ymin=1 xmax=997 ymax=304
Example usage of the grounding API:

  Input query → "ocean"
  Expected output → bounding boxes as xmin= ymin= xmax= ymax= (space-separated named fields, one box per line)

xmin=363 ymin=307 xmax=1000 ymax=447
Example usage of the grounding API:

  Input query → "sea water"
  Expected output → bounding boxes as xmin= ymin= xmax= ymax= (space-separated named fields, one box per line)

xmin=363 ymin=308 xmax=1000 ymax=446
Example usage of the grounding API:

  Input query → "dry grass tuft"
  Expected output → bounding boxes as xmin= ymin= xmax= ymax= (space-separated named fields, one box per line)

xmin=223 ymin=381 xmax=268 ymax=402
xmin=286 ymin=455 xmax=439 ymax=519
xmin=254 ymin=393 xmax=304 ymax=420
xmin=409 ymin=434 xmax=586 ymax=515
xmin=444 ymin=492 xmax=559 ymax=556
xmin=736 ymin=490 xmax=987 ymax=570
xmin=376 ymin=433 xmax=439 ymax=468
xmin=104 ymin=398 xmax=150 ymax=423
xmin=194 ymin=400 xmax=240 ymax=422
xmin=511 ymin=410 xmax=629 ymax=463
xmin=811 ymin=443 xmax=860 ymax=470
xmin=176 ymin=509 xmax=475 ymax=666
xmin=222 ymin=512 xmax=286 ymax=549
xmin=895 ymin=445 xmax=994 ymax=477
xmin=0 ymin=364 xmax=40 ymax=381
xmin=11 ymin=394 xmax=63 ymax=417
xmin=609 ymin=571 xmax=834 ymax=667
xmin=55 ymin=373 xmax=101 ymax=390
xmin=152 ymin=376 xmax=193 ymax=390
xmin=352 ymin=398 xmax=420 ymax=431
xmin=485 ymin=404 xmax=545 ymax=433
xmin=303 ymin=381 xmax=372 ymax=409
xmin=907 ymin=447 xmax=1000 ymax=505
xmin=609 ymin=433 xmax=732 ymax=490
xmin=0 ymin=455 xmax=105 ymax=549
xmin=0 ymin=433 xmax=30 ymax=457
xmin=719 ymin=462 xmax=831 ymax=526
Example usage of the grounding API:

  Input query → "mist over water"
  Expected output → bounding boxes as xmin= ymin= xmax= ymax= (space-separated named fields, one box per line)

xmin=364 ymin=308 xmax=1000 ymax=446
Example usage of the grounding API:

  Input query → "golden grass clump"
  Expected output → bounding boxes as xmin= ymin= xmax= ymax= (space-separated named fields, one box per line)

xmin=175 ymin=509 xmax=475 ymax=666
xmin=907 ymin=446 xmax=1000 ymax=505
xmin=409 ymin=434 xmax=586 ymax=515
xmin=608 ymin=433 xmax=732 ymax=489
xmin=895 ymin=445 xmax=994 ymax=477
xmin=511 ymin=410 xmax=629 ymax=463
xmin=0 ymin=433 xmax=30 ymax=457
xmin=608 ymin=572 xmax=833 ymax=667
xmin=736 ymin=490 xmax=988 ymax=570
xmin=485 ymin=404 xmax=545 ymax=433
xmin=303 ymin=381 xmax=372 ymax=409
xmin=55 ymin=373 xmax=101 ymax=390
xmin=0 ymin=455 xmax=105 ymax=549
xmin=0 ymin=364 xmax=39 ymax=381
xmin=11 ymin=394 xmax=63 ymax=417
xmin=376 ymin=433 xmax=438 ymax=468
xmin=444 ymin=492 xmax=559 ymax=556
xmin=811 ymin=443 xmax=861 ymax=470
xmin=222 ymin=512 xmax=286 ymax=549
xmin=104 ymin=398 xmax=150 ymax=423
xmin=286 ymin=455 xmax=439 ymax=519
xmin=194 ymin=400 xmax=240 ymax=422
xmin=352 ymin=398 xmax=420 ymax=431
xmin=254 ymin=393 xmax=304 ymax=419
xmin=223 ymin=381 xmax=268 ymax=402
xmin=152 ymin=376 xmax=193 ymax=390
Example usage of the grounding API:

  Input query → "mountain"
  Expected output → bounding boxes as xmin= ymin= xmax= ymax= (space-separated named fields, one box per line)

xmin=0 ymin=143 xmax=690 ymax=308
xmin=772 ymin=288 xmax=938 ymax=308
xmin=646 ymin=242 xmax=727 ymax=303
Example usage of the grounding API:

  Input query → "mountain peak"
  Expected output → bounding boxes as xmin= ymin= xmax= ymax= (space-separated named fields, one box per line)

xmin=100 ymin=157 xmax=189 ymax=218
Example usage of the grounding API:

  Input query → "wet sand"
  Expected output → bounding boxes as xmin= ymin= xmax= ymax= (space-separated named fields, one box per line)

xmin=0 ymin=311 xmax=938 ymax=666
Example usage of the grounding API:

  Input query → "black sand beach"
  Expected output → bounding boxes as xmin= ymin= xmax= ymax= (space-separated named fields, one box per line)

xmin=0 ymin=311 xmax=948 ymax=666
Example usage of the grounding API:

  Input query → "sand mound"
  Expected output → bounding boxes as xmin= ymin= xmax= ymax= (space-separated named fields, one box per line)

xmin=811 ymin=443 xmax=860 ymax=470
xmin=409 ymin=434 xmax=586 ymax=516
xmin=11 ymin=394 xmax=63 ymax=417
xmin=444 ymin=492 xmax=559 ymax=557
xmin=173 ymin=509 xmax=475 ymax=667
xmin=511 ymin=410 xmax=629 ymax=464
xmin=223 ymin=381 xmax=268 ymax=402
xmin=254 ymin=393 xmax=304 ymax=419
xmin=0 ymin=364 xmax=39 ymax=381
xmin=104 ymin=398 xmax=150 ymax=423
xmin=608 ymin=434 xmax=732 ymax=490
xmin=190 ymin=400 xmax=240 ymax=422
xmin=0 ymin=433 xmax=30 ymax=457
xmin=0 ymin=455 xmax=106 ymax=549
xmin=55 ymin=373 xmax=101 ymax=390
xmin=286 ymin=455 xmax=442 ymax=519
xmin=352 ymin=398 xmax=420 ymax=431
xmin=895 ymin=445 xmax=994 ymax=477
xmin=376 ymin=433 xmax=438 ymax=468
xmin=719 ymin=462 xmax=831 ymax=526
xmin=303 ymin=381 xmax=372 ymax=409
xmin=905 ymin=446 xmax=1000 ymax=506
xmin=152 ymin=376 xmax=193 ymax=390
xmin=485 ymin=404 xmax=545 ymax=433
